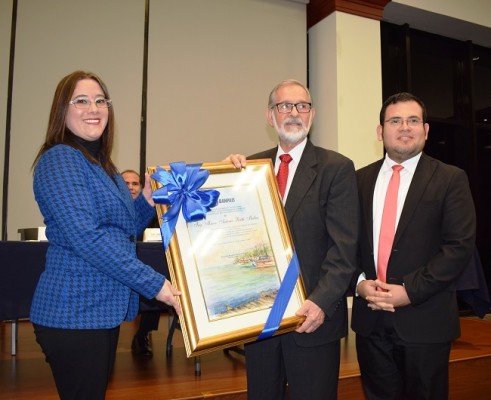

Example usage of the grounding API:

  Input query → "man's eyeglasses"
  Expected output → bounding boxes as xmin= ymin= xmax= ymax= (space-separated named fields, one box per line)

xmin=385 ymin=117 xmax=423 ymax=127
xmin=274 ymin=102 xmax=312 ymax=114
xmin=69 ymin=98 xmax=112 ymax=109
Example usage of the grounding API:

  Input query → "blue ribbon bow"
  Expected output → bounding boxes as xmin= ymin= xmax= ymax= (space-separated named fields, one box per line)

xmin=151 ymin=162 xmax=220 ymax=249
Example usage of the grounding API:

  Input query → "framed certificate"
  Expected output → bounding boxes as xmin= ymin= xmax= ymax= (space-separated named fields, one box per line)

xmin=148 ymin=160 xmax=306 ymax=357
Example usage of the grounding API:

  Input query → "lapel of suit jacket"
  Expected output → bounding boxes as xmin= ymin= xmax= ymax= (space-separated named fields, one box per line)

xmin=284 ymin=140 xmax=317 ymax=222
xmin=394 ymin=153 xmax=436 ymax=243
xmin=362 ymin=160 xmax=384 ymax=252
xmin=92 ymin=164 xmax=136 ymax=219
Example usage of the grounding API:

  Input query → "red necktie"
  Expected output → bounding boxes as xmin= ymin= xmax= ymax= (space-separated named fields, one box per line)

xmin=377 ymin=165 xmax=404 ymax=284
xmin=276 ymin=154 xmax=292 ymax=199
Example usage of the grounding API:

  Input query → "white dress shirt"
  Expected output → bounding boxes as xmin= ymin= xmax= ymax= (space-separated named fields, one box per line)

xmin=275 ymin=138 xmax=307 ymax=204
xmin=372 ymin=152 xmax=421 ymax=270
xmin=356 ymin=152 xmax=422 ymax=288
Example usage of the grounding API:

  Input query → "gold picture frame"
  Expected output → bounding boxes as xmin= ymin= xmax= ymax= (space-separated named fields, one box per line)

xmin=147 ymin=159 xmax=306 ymax=357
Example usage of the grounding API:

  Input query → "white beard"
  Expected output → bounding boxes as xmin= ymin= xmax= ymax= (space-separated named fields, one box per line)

xmin=272 ymin=113 xmax=311 ymax=145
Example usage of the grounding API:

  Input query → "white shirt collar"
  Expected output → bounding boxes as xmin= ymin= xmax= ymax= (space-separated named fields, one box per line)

xmin=383 ymin=152 xmax=422 ymax=174
xmin=276 ymin=138 xmax=307 ymax=164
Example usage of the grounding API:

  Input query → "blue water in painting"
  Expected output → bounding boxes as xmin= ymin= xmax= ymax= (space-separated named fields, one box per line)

xmin=199 ymin=263 xmax=280 ymax=319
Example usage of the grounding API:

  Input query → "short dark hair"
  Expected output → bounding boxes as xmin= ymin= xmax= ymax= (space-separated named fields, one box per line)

xmin=379 ymin=92 xmax=427 ymax=125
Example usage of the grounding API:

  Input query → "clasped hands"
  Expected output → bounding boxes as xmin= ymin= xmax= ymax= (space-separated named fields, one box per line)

xmin=357 ymin=279 xmax=411 ymax=312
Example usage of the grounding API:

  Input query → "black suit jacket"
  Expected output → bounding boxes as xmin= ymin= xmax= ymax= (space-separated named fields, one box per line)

xmin=351 ymin=153 xmax=476 ymax=343
xmin=250 ymin=140 xmax=359 ymax=346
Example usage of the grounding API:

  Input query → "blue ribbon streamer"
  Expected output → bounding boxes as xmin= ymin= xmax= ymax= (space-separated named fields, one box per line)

xmin=151 ymin=162 xmax=220 ymax=250
xmin=257 ymin=251 xmax=300 ymax=341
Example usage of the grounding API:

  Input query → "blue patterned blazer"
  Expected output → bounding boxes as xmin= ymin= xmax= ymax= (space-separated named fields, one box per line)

xmin=30 ymin=145 xmax=164 ymax=329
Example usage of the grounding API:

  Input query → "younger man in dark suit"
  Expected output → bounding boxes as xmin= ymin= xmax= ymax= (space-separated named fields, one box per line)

xmin=228 ymin=79 xmax=359 ymax=400
xmin=351 ymin=92 xmax=476 ymax=399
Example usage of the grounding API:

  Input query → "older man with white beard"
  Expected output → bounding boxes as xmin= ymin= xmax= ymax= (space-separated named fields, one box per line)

xmin=227 ymin=79 xmax=359 ymax=400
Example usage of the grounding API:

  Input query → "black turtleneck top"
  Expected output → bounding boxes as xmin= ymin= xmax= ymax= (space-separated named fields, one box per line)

xmin=72 ymin=135 xmax=102 ymax=159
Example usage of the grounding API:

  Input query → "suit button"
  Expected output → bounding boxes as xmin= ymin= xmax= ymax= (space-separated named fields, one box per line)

xmin=129 ymin=235 xmax=136 ymax=242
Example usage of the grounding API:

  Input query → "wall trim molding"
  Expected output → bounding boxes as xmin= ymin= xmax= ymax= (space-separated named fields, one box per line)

xmin=307 ymin=0 xmax=389 ymax=29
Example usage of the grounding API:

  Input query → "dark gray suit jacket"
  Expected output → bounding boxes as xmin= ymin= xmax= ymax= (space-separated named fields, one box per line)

xmin=351 ymin=153 xmax=476 ymax=343
xmin=250 ymin=140 xmax=359 ymax=346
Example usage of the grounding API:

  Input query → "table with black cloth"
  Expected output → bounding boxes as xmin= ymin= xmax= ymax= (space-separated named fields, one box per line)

xmin=0 ymin=241 xmax=170 ymax=354
xmin=1 ymin=241 xmax=490 ymax=353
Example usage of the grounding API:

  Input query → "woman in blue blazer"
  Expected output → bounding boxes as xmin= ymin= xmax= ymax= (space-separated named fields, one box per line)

xmin=30 ymin=71 xmax=181 ymax=400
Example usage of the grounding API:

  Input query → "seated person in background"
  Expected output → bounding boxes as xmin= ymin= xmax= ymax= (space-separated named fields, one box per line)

xmin=122 ymin=169 xmax=163 ymax=357
xmin=122 ymin=169 xmax=142 ymax=200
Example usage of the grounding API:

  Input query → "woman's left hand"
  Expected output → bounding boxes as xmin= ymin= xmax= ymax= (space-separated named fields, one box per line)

xmin=142 ymin=173 xmax=155 ymax=207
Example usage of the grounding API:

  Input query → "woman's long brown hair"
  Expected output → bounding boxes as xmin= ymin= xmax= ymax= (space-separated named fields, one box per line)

xmin=32 ymin=70 xmax=117 ymax=175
